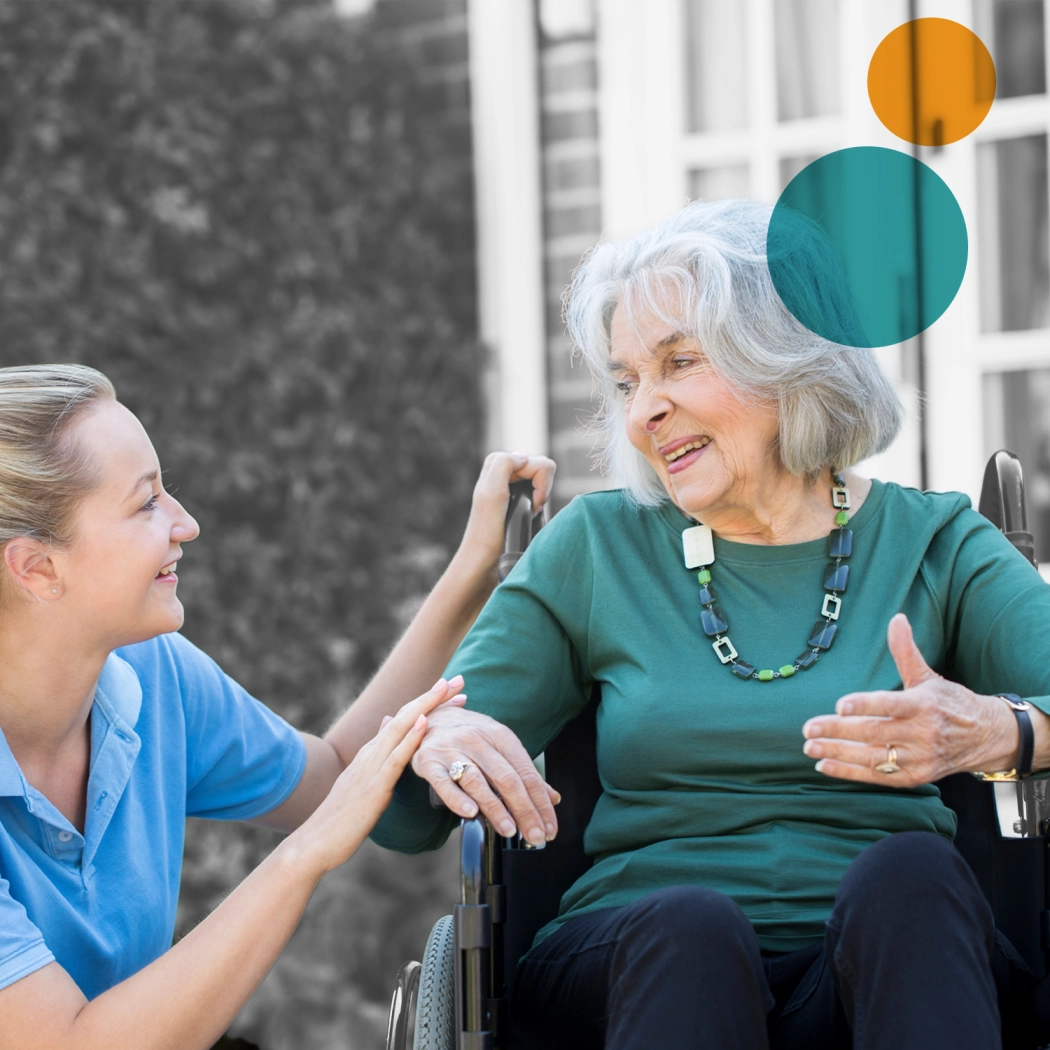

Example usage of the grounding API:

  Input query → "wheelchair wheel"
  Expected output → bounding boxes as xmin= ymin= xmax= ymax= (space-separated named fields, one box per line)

xmin=413 ymin=914 xmax=455 ymax=1050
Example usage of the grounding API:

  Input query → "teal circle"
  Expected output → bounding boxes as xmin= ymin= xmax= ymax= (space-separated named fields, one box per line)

xmin=767 ymin=146 xmax=968 ymax=348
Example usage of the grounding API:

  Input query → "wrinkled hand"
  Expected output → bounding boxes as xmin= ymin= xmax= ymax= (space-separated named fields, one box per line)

xmin=410 ymin=704 xmax=560 ymax=846
xmin=457 ymin=451 xmax=556 ymax=577
xmin=801 ymin=613 xmax=1019 ymax=788
xmin=296 ymin=679 xmax=465 ymax=874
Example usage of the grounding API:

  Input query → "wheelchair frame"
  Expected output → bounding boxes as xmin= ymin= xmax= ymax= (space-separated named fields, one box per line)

xmin=388 ymin=453 xmax=1050 ymax=1050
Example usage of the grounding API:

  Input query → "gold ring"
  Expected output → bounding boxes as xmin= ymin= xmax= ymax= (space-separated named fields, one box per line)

xmin=875 ymin=746 xmax=901 ymax=775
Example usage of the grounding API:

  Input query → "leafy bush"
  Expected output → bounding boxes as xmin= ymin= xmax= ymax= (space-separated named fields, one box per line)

xmin=0 ymin=0 xmax=477 ymax=1044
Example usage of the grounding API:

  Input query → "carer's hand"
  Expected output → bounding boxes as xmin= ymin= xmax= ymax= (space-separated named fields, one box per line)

xmin=801 ymin=613 xmax=1023 ymax=787
xmin=410 ymin=704 xmax=560 ymax=846
xmin=294 ymin=679 xmax=464 ymax=875
xmin=457 ymin=451 xmax=557 ymax=576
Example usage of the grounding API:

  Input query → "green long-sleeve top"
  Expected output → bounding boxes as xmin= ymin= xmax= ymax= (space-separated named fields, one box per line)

xmin=371 ymin=480 xmax=1050 ymax=951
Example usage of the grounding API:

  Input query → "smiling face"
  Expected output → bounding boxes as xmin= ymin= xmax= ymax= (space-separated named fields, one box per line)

xmin=50 ymin=401 xmax=200 ymax=649
xmin=609 ymin=298 xmax=782 ymax=521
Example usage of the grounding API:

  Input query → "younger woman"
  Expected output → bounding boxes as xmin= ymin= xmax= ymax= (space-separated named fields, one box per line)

xmin=0 ymin=364 xmax=555 ymax=1050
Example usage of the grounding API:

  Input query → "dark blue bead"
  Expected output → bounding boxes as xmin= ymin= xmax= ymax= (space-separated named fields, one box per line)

xmin=697 ymin=583 xmax=717 ymax=605
xmin=796 ymin=649 xmax=820 ymax=669
xmin=828 ymin=528 xmax=853 ymax=558
xmin=823 ymin=562 xmax=849 ymax=592
xmin=701 ymin=605 xmax=729 ymax=637
xmin=808 ymin=622 xmax=838 ymax=649
xmin=731 ymin=660 xmax=756 ymax=679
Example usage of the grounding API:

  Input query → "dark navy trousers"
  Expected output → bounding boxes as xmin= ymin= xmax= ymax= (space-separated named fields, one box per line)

xmin=510 ymin=832 xmax=1033 ymax=1049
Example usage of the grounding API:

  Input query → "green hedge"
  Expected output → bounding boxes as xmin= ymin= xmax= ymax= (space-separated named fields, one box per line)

xmin=0 ymin=0 xmax=478 ymax=1044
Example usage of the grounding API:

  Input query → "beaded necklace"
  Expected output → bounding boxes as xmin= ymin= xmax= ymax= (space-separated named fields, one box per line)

xmin=682 ymin=472 xmax=852 ymax=682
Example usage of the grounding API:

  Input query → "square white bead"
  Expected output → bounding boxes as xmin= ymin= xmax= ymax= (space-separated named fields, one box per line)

xmin=682 ymin=524 xmax=715 ymax=568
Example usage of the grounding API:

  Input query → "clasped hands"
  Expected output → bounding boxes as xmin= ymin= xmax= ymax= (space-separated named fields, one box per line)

xmin=406 ymin=613 xmax=1037 ymax=843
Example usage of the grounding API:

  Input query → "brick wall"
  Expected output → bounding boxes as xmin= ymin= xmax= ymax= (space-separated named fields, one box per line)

xmin=537 ymin=21 xmax=608 ymax=509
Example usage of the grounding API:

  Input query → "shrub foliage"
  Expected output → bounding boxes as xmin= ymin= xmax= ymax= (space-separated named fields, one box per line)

xmin=0 ymin=0 xmax=477 ymax=1044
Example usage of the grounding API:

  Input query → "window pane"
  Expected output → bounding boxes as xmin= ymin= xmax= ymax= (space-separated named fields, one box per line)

xmin=982 ymin=367 xmax=1050 ymax=561
xmin=779 ymin=154 xmax=819 ymax=193
xmin=774 ymin=0 xmax=840 ymax=121
xmin=974 ymin=0 xmax=1046 ymax=99
xmin=683 ymin=0 xmax=748 ymax=132
xmin=687 ymin=164 xmax=750 ymax=200
xmin=977 ymin=134 xmax=1049 ymax=332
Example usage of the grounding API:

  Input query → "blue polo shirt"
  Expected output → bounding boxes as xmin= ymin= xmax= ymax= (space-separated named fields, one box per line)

xmin=0 ymin=632 xmax=306 ymax=1000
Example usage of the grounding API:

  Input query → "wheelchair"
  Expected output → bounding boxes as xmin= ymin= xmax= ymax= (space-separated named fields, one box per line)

xmin=385 ymin=454 xmax=1050 ymax=1050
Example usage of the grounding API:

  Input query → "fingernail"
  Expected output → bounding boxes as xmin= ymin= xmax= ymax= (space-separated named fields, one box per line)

xmin=432 ymin=677 xmax=447 ymax=691
xmin=527 ymin=827 xmax=545 ymax=846
xmin=499 ymin=820 xmax=516 ymax=837
xmin=839 ymin=701 xmax=853 ymax=715
xmin=803 ymin=741 xmax=821 ymax=758
xmin=804 ymin=722 xmax=821 ymax=738
xmin=463 ymin=802 xmax=477 ymax=817
xmin=415 ymin=715 xmax=427 ymax=729
xmin=545 ymin=822 xmax=556 ymax=838
xmin=448 ymin=674 xmax=464 ymax=688
xmin=551 ymin=790 xmax=562 ymax=804
xmin=450 ymin=693 xmax=467 ymax=705
xmin=815 ymin=760 xmax=828 ymax=773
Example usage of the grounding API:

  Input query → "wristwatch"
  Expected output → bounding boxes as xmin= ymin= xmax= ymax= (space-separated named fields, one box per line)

xmin=971 ymin=694 xmax=1034 ymax=782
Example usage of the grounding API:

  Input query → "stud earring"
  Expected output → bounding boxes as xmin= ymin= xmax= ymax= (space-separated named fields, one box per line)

xmin=51 ymin=588 xmax=57 ymax=594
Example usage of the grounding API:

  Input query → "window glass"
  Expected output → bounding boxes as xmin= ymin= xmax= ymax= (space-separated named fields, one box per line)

xmin=683 ymin=0 xmax=748 ymax=132
xmin=774 ymin=0 xmax=840 ymax=121
xmin=977 ymin=134 xmax=1049 ymax=332
xmin=538 ymin=0 xmax=594 ymax=40
xmin=687 ymin=164 xmax=750 ymax=200
xmin=973 ymin=0 xmax=1046 ymax=99
xmin=983 ymin=367 xmax=1050 ymax=561
xmin=779 ymin=154 xmax=819 ymax=193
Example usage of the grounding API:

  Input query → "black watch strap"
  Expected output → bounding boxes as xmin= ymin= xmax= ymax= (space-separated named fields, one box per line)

xmin=999 ymin=693 xmax=1035 ymax=777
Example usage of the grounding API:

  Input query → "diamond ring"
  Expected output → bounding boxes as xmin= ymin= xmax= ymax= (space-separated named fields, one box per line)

xmin=449 ymin=760 xmax=472 ymax=783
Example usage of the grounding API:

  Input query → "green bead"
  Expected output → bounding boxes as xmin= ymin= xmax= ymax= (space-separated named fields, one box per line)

xmin=696 ymin=569 xmax=712 ymax=584
xmin=757 ymin=669 xmax=775 ymax=681
xmin=835 ymin=510 xmax=849 ymax=526
xmin=778 ymin=664 xmax=796 ymax=677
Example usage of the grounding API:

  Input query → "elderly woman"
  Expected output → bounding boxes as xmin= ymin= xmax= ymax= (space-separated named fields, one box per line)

xmin=0 ymin=363 xmax=556 ymax=1050
xmin=372 ymin=199 xmax=1050 ymax=1050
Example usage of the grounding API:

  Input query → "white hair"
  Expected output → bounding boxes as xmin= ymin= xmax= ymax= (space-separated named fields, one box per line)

xmin=564 ymin=198 xmax=904 ymax=505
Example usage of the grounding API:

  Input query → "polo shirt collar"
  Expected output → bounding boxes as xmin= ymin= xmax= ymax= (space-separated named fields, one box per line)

xmin=0 ymin=652 xmax=143 ymax=867
xmin=0 ymin=730 xmax=25 ymax=798
xmin=93 ymin=651 xmax=143 ymax=738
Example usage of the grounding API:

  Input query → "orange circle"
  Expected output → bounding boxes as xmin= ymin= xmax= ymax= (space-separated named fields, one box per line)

xmin=867 ymin=18 xmax=995 ymax=146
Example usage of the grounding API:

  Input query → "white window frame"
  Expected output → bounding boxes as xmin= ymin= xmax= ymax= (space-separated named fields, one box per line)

xmin=597 ymin=0 xmax=1050 ymax=503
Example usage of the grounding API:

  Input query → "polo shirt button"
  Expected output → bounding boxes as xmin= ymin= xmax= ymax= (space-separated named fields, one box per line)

xmin=57 ymin=831 xmax=73 ymax=842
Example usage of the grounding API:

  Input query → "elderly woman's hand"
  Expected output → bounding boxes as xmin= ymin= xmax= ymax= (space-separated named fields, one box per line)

xmin=408 ymin=703 xmax=560 ymax=846
xmin=801 ymin=613 xmax=1045 ymax=787
xmin=456 ymin=451 xmax=556 ymax=578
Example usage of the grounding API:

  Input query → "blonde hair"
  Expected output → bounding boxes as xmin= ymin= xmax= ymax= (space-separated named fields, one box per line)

xmin=0 ymin=364 xmax=116 ymax=551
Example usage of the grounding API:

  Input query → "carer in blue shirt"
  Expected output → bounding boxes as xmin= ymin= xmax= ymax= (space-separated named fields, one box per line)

xmin=0 ymin=364 xmax=559 ymax=1050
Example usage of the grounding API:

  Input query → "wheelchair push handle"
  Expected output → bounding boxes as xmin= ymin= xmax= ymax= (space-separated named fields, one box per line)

xmin=497 ymin=478 xmax=544 ymax=583
xmin=978 ymin=449 xmax=1037 ymax=568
